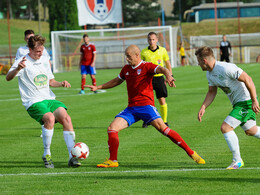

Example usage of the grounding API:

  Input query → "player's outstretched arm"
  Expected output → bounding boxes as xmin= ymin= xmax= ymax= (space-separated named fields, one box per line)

xmin=198 ymin=86 xmax=217 ymax=122
xmin=49 ymin=79 xmax=71 ymax=88
xmin=85 ymin=77 xmax=123 ymax=91
xmin=156 ymin=66 xmax=176 ymax=87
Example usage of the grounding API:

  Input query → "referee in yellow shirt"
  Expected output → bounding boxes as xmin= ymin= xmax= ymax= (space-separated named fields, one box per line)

xmin=141 ymin=32 xmax=174 ymax=128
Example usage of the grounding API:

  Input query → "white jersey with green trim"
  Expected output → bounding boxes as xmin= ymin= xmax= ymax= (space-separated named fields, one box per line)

xmin=207 ymin=61 xmax=251 ymax=105
xmin=9 ymin=54 xmax=55 ymax=110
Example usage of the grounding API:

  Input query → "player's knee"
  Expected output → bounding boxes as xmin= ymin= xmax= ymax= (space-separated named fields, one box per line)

xmin=245 ymin=130 xmax=253 ymax=136
xmin=244 ymin=128 xmax=256 ymax=136
xmin=107 ymin=126 xmax=114 ymax=132
xmin=220 ymin=124 xmax=228 ymax=133
xmin=60 ymin=114 xmax=72 ymax=126
xmin=43 ymin=112 xmax=55 ymax=125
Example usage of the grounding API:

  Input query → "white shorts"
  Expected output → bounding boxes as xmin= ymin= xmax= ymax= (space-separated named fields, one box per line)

xmin=224 ymin=115 xmax=256 ymax=131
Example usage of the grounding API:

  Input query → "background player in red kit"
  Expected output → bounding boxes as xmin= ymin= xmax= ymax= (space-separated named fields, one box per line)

xmin=85 ymin=45 xmax=205 ymax=168
xmin=79 ymin=34 xmax=97 ymax=94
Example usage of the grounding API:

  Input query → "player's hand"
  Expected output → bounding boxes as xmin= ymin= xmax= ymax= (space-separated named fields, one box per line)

xmin=198 ymin=106 xmax=206 ymax=122
xmin=84 ymin=85 xmax=98 ymax=91
xmin=166 ymin=76 xmax=176 ymax=88
xmin=61 ymin=81 xmax=71 ymax=88
xmin=17 ymin=56 xmax=27 ymax=70
xmin=252 ymin=100 xmax=260 ymax=114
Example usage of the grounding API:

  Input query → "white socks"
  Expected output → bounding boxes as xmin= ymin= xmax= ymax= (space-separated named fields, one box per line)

xmin=63 ymin=131 xmax=75 ymax=159
xmin=223 ymin=131 xmax=242 ymax=162
xmin=253 ymin=126 xmax=260 ymax=138
xmin=42 ymin=126 xmax=75 ymax=159
xmin=42 ymin=125 xmax=54 ymax=157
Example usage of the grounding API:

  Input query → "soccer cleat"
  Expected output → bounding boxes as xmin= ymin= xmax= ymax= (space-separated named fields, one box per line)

xmin=42 ymin=155 xmax=54 ymax=168
xmin=78 ymin=90 xmax=85 ymax=95
xmin=226 ymin=160 xmax=244 ymax=170
xmin=68 ymin=157 xmax=81 ymax=168
xmin=97 ymin=159 xmax=119 ymax=168
xmin=191 ymin=151 xmax=205 ymax=164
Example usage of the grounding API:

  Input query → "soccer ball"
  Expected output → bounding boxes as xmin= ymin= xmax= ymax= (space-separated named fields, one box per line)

xmin=71 ymin=142 xmax=89 ymax=160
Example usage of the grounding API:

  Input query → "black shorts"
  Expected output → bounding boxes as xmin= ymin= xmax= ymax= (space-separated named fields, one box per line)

xmin=221 ymin=55 xmax=230 ymax=62
xmin=152 ymin=76 xmax=168 ymax=99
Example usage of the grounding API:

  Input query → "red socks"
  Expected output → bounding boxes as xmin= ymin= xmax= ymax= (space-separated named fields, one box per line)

xmin=92 ymin=78 xmax=96 ymax=86
xmin=107 ymin=130 xmax=119 ymax=161
xmin=107 ymin=127 xmax=194 ymax=161
xmin=162 ymin=127 xmax=194 ymax=156
xmin=81 ymin=78 xmax=96 ymax=89
xmin=81 ymin=78 xmax=86 ymax=90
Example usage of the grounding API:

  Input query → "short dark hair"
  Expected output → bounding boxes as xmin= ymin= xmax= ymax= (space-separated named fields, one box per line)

xmin=24 ymin=29 xmax=34 ymax=37
xmin=83 ymin=33 xmax=88 ymax=38
xmin=28 ymin=35 xmax=45 ymax=50
xmin=147 ymin=32 xmax=157 ymax=38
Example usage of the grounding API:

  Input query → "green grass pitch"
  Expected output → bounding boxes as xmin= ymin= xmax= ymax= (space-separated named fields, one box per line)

xmin=0 ymin=64 xmax=260 ymax=194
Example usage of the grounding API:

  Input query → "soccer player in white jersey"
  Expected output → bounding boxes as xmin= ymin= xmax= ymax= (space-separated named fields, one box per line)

xmin=195 ymin=46 xmax=260 ymax=169
xmin=15 ymin=29 xmax=51 ymax=64
xmin=6 ymin=35 xmax=81 ymax=168
xmin=16 ymin=29 xmax=51 ymax=138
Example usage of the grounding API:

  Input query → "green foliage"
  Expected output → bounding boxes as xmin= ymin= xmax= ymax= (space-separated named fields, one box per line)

xmin=0 ymin=0 xmax=38 ymax=20
xmin=122 ymin=0 xmax=161 ymax=26
xmin=0 ymin=64 xmax=260 ymax=194
xmin=181 ymin=18 xmax=260 ymax=36
xmin=48 ymin=0 xmax=80 ymax=31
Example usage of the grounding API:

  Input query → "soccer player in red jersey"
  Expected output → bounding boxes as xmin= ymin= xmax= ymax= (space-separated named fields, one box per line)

xmin=79 ymin=34 xmax=97 ymax=94
xmin=85 ymin=45 xmax=205 ymax=168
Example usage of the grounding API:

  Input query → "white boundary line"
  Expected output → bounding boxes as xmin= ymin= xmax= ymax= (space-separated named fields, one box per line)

xmin=1 ymin=167 xmax=260 ymax=177
xmin=0 ymin=90 xmax=107 ymax=102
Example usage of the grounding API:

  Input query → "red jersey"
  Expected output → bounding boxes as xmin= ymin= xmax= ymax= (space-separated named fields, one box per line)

xmin=119 ymin=61 xmax=159 ymax=107
xmin=80 ymin=43 xmax=96 ymax=66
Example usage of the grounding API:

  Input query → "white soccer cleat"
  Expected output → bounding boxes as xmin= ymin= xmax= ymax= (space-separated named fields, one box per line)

xmin=226 ymin=160 xmax=244 ymax=169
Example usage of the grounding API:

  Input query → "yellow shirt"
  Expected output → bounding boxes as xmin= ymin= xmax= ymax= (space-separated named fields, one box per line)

xmin=141 ymin=46 xmax=170 ymax=77
xmin=179 ymin=47 xmax=185 ymax=57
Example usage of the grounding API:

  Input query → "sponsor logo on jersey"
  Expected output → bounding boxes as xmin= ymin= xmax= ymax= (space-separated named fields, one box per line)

xmin=218 ymin=74 xmax=224 ymax=80
xmin=85 ymin=0 xmax=114 ymax=21
xmin=34 ymin=74 xmax=48 ymax=87
xmin=239 ymin=108 xmax=248 ymax=117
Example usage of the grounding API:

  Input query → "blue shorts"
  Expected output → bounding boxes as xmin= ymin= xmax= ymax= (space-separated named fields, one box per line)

xmin=115 ymin=105 xmax=161 ymax=127
xmin=81 ymin=65 xmax=96 ymax=75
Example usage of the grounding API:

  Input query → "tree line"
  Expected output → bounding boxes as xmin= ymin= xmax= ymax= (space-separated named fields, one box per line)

xmin=0 ymin=0 xmax=255 ymax=32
